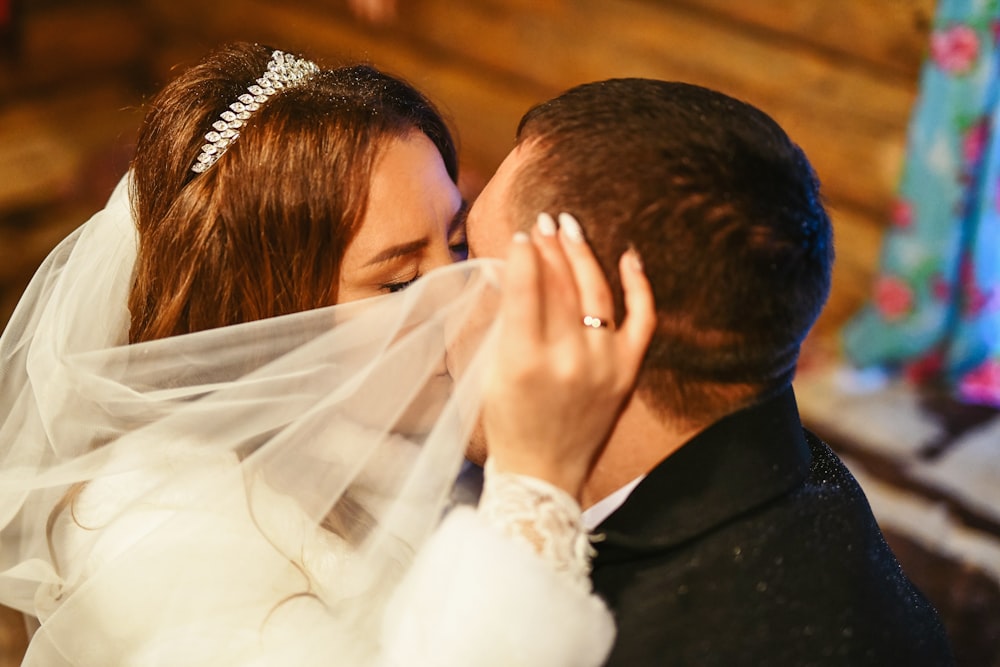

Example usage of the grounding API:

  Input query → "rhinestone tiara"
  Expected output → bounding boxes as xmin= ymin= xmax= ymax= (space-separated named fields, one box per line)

xmin=191 ymin=50 xmax=320 ymax=174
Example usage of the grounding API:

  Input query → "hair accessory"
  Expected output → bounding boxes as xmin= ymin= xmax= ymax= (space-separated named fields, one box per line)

xmin=191 ymin=50 xmax=319 ymax=174
xmin=582 ymin=315 xmax=609 ymax=329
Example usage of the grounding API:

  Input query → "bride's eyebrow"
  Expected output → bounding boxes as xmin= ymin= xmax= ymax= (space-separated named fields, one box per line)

xmin=363 ymin=200 xmax=468 ymax=268
xmin=363 ymin=238 xmax=430 ymax=267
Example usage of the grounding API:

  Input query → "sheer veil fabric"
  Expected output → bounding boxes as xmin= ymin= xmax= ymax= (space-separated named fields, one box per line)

xmin=0 ymin=174 xmax=509 ymax=664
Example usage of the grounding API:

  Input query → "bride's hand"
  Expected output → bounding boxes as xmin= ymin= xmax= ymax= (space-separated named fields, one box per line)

xmin=483 ymin=212 xmax=656 ymax=500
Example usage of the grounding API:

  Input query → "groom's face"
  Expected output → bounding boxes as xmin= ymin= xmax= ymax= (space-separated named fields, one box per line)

xmin=455 ymin=142 xmax=534 ymax=464
xmin=466 ymin=142 xmax=534 ymax=261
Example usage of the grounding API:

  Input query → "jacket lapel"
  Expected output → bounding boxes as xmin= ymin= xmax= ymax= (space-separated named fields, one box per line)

xmin=592 ymin=385 xmax=812 ymax=565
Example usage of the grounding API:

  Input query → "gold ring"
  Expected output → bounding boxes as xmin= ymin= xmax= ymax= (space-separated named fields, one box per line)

xmin=582 ymin=315 xmax=609 ymax=329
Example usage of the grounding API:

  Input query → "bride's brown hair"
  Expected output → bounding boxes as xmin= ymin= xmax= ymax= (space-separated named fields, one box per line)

xmin=128 ymin=41 xmax=457 ymax=343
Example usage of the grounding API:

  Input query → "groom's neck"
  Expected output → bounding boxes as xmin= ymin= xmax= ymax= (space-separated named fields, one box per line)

xmin=580 ymin=395 xmax=702 ymax=510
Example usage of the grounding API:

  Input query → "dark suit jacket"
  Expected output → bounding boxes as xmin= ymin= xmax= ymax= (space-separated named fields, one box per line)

xmin=590 ymin=385 xmax=954 ymax=666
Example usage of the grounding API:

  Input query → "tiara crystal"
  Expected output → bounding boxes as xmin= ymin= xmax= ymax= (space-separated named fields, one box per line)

xmin=191 ymin=50 xmax=320 ymax=174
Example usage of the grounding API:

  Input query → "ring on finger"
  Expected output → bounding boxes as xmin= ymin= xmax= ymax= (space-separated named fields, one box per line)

xmin=582 ymin=315 xmax=611 ymax=329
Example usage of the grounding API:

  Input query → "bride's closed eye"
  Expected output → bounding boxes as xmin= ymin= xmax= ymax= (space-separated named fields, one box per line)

xmin=381 ymin=273 xmax=421 ymax=293
xmin=379 ymin=205 xmax=468 ymax=294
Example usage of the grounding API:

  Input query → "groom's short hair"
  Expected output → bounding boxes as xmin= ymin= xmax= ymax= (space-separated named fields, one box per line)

xmin=512 ymin=79 xmax=833 ymax=425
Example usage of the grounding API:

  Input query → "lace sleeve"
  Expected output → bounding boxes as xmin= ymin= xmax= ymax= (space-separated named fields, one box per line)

xmin=477 ymin=459 xmax=594 ymax=588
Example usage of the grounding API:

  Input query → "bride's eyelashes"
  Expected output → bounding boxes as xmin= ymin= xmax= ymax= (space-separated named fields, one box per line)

xmin=381 ymin=272 xmax=421 ymax=293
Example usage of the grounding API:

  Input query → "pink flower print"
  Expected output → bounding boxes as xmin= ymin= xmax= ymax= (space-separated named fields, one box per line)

xmin=931 ymin=273 xmax=952 ymax=301
xmin=931 ymin=24 xmax=981 ymax=75
xmin=962 ymin=118 xmax=991 ymax=167
xmin=963 ymin=284 xmax=993 ymax=316
xmin=958 ymin=359 xmax=1000 ymax=406
xmin=874 ymin=275 xmax=914 ymax=321
xmin=890 ymin=199 xmax=914 ymax=229
xmin=904 ymin=350 xmax=944 ymax=384
xmin=956 ymin=254 xmax=997 ymax=316
xmin=959 ymin=253 xmax=975 ymax=288
xmin=953 ymin=255 xmax=981 ymax=315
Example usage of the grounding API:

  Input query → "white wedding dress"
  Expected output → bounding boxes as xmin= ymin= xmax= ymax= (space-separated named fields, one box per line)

xmin=0 ymin=176 xmax=614 ymax=666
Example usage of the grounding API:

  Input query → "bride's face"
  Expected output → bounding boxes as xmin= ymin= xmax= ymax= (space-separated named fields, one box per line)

xmin=337 ymin=131 xmax=467 ymax=303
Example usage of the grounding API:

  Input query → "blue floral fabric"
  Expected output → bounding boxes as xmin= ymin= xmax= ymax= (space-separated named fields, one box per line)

xmin=843 ymin=0 xmax=1000 ymax=405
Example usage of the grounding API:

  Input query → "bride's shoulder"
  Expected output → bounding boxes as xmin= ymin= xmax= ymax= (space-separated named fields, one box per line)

xmin=72 ymin=440 xmax=239 ymax=522
xmin=49 ymin=442 xmax=241 ymax=575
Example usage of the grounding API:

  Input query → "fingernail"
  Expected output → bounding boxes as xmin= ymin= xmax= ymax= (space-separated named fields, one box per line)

xmin=512 ymin=231 xmax=530 ymax=243
xmin=558 ymin=212 xmax=584 ymax=243
xmin=536 ymin=212 xmax=557 ymax=237
xmin=624 ymin=245 xmax=644 ymax=272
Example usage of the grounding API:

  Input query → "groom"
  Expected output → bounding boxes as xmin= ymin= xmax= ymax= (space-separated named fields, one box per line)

xmin=464 ymin=79 xmax=954 ymax=665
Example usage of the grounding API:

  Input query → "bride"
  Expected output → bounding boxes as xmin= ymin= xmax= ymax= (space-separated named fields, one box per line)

xmin=0 ymin=42 xmax=654 ymax=665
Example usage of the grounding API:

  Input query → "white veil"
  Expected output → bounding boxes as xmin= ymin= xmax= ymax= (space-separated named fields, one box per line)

xmin=0 ymin=174 xmax=503 ymax=664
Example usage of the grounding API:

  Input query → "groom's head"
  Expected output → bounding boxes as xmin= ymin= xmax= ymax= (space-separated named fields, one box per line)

xmin=467 ymin=78 xmax=833 ymax=429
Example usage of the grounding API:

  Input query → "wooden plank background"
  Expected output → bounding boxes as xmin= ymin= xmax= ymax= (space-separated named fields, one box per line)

xmin=0 ymin=0 xmax=934 ymax=337
xmin=138 ymin=0 xmax=934 ymax=341
xmin=0 ymin=1 xmax=935 ymax=664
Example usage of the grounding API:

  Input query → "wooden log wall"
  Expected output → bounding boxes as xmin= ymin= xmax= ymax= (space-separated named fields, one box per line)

xmin=0 ymin=0 xmax=149 ymax=326
xmin=139 ymin=0 xmax=935 ymax=344
xmin=0 ymin=0 xmax=935 ymax=339
xmin=0 ymin=2 xmax=936 ymax=665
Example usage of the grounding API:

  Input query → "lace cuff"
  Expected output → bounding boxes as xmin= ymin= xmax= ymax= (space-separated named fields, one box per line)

xmin=477 ymin=459 xmax=594 ymax=588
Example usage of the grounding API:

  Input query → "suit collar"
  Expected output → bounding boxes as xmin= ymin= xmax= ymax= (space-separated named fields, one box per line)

xmin=592 ymin=384 xmax=811 ymax=563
